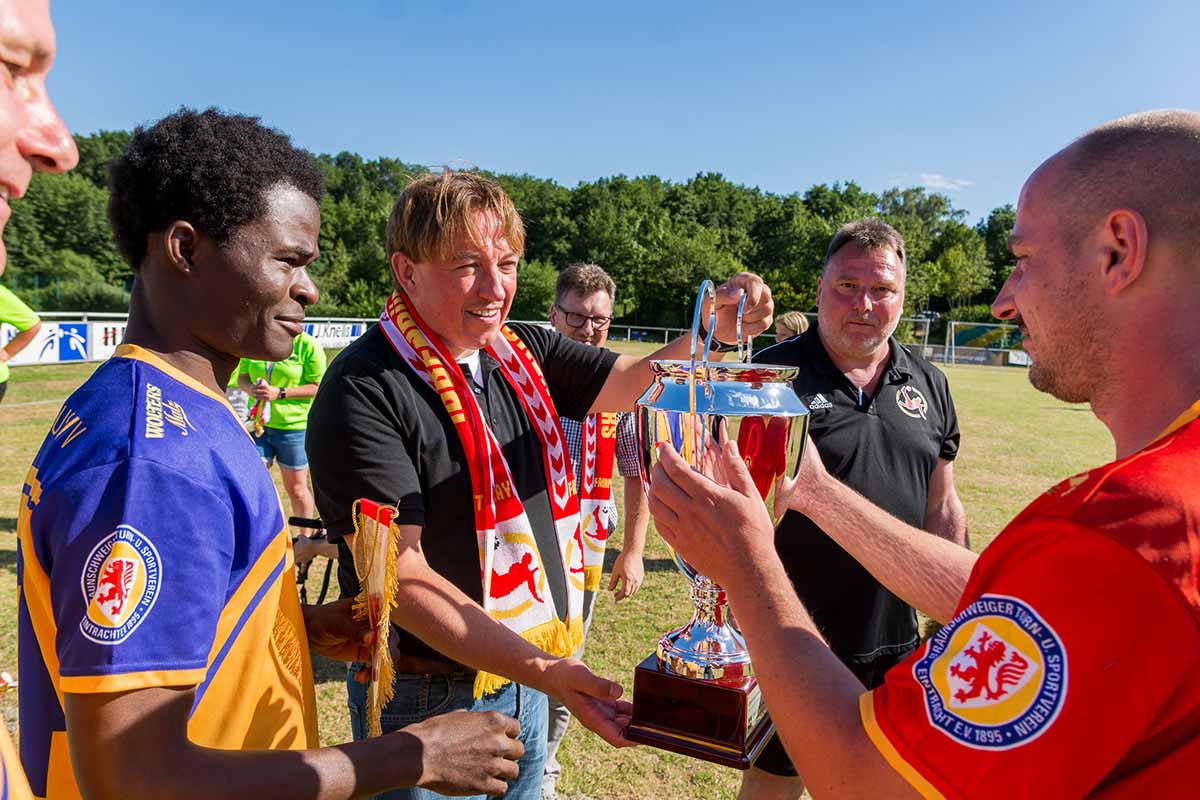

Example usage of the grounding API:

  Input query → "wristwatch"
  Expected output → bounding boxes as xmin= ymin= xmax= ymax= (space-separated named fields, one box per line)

xmin=697 ymin=324 xmax=741 ymax=353
xmin=278 ymin=386 xmax=287 ymax=399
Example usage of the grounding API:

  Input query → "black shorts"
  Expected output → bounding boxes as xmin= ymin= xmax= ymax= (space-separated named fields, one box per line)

xmin=752 ymin=644 xmax=918 ymax=777
xmin=0 ymin=380 xmax=7 ymax=404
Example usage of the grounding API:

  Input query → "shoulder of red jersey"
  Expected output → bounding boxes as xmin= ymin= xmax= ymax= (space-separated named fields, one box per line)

xmin=1006 ymin=415 xmax=1200 ymax=618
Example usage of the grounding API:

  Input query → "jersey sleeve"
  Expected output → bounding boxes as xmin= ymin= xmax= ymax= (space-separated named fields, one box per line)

xmin=934 ymin=370 xmax=960 ymax=461
xmin=307 ymin=372 xmax=425 ymax=540
xmin=0 ymin=285 xmax=39 ymax=331
xmin=39 ymin=458 xmax=236 ymax=694
xmin=300 ymin=335 xmax=328 ymax=385
xmin=860 ymin=519 xmax=1199 ymax=799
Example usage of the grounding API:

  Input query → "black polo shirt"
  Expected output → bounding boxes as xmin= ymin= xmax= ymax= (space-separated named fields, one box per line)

xmin=753 ymin=324 xmax=960 ymax=664
xmin=306 ymin=322 xmax=617 ymax=665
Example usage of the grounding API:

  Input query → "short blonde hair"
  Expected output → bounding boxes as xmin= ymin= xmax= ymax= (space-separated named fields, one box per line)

xmin=776 ymin=310 xmax=809 ymax=336
xmin=386 ymin=170 xmax=526 ymax=262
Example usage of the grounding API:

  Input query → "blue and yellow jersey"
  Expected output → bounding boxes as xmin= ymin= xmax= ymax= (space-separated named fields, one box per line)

xmin=16 ymin=344 xmax=317 ymax=800
xmin=0 ymin=713 xmax=34 ymax=800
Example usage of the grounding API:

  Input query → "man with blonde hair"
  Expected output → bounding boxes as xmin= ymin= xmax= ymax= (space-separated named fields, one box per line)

xmin=648 ymin=110 xmax=1200 ymax=797
xmin=308 ymin=171 xmax=773 ymax=799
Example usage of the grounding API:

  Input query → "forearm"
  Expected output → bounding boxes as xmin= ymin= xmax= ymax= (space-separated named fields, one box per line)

xmin=67 ymin=690 xmax=426 ymax=800
xmin=799 ymin=478 xmax=976 ymax=624
xmin=725 ymin=559 xmax=918 ymax=799
xmin=926 ymin=491 xmax=968 ymax=548
xmin=237 ymin=374 xmax=254 ymax=394
xmin=284 ymin=382 xmax=320 ymax=399
xmin=390 ymin=564 xmax=557 ymax=693
xmin=621 ymin=477 xmax=648 ymax=556
xmin=589 ymin=339 xmax=728 ymax=414
xmin=136 ymin=735 xmax=424 ymax=800
xmin=2 ymin=323 xmax=39 ymax=360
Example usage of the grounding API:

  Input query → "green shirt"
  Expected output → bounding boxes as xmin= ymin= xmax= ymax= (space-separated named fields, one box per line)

xmin=0 ymin=284 xmax=40 ymax=383
xmin=237 ymin=332 xmax=327 ymax=430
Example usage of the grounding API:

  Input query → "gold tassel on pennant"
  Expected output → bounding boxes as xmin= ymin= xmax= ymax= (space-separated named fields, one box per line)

xmin=351 ymin=499 xmax=401 ymax=738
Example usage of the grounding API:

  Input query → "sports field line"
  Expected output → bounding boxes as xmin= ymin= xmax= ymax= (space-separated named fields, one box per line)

xmin=1 ymin=399 xmax=60 ymax=408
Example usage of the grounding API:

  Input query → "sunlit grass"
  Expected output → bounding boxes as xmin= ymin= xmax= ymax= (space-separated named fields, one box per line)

xmin=0 ymin=346 xmax=1110 ymax=798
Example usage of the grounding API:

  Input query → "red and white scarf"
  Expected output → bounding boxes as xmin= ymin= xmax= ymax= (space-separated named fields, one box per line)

xmin=378 ymin=292 xmax=584 ymax=696
xmin=574 ymin=413 xmax=618 ymax=594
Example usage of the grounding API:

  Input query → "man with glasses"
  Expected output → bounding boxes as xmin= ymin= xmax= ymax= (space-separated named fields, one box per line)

xmin=543 ymin=263 xmax=647 ymax=800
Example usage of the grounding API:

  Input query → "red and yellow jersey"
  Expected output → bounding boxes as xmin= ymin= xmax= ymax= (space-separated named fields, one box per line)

xmin=17 ymin=346 xmax=317 ymax=800
xmin=862 ymin=400 xmax=1200 ymax=799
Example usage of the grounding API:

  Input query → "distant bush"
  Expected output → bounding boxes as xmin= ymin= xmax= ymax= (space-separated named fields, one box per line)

xmin=39 ymin=281 xmax=128 ymax=312
xmin=950 ymin=303 xmax=997 ymax=323
xmin=510 ymin=259 xmax=557 ymax=321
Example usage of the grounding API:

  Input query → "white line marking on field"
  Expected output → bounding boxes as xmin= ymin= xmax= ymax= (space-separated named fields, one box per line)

xmin=1 ymin=400 xmax=60 ymax=408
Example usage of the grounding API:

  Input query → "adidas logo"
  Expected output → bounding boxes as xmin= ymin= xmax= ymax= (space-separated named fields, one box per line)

xmin=807 ymin=393 xmax=833 ymax=410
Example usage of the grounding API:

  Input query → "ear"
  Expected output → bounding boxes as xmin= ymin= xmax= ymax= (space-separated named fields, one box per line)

xmin=815 ymin=276 xmax=823 ymax=306
xmin=163 ymin=221 xmax=198 ymax=276
xmin=390 ymin=252 xmax=417 ymax=295
xmin=1100 ymin=209 xmax=1148 ymax=295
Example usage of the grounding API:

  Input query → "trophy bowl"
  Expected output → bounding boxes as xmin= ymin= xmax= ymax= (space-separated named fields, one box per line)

xmin=625 ymin=281 xmax=809 ymax=769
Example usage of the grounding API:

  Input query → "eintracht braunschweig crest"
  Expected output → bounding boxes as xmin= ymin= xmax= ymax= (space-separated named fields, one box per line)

xmin=913 ymin=593 xmax=1067 ymax=750
xmin=79 ymin=525 xmax=162 ymax=645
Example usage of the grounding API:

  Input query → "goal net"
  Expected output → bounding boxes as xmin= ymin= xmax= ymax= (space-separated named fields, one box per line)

xmin=945 ymin=321 xmax=1028 ymax=367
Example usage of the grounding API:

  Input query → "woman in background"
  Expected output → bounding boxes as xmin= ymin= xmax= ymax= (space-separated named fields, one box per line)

xmin=0 ymin=284 xmax=41 ymax=405
xmin=238 ymin=328 xmax=326 ymax=536
xmin=773 ymin=309 xmax=809 ymax=343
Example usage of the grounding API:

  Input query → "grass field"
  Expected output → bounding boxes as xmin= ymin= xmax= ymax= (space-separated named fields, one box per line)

xmin=0 ymin=344 xmax=1113 ymax=799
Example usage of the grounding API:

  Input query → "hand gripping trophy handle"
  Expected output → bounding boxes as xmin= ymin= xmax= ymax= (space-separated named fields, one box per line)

xmin=628 ymin=280 xmax=809 ymax=768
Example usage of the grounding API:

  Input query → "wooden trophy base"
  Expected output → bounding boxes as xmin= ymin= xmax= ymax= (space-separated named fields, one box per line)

xmin=625 ymin=654 xmax=774 ymax=769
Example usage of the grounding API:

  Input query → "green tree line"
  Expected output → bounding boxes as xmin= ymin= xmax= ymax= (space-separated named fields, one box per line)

xmin=3 ymin=131 xmax=1016 ymax=328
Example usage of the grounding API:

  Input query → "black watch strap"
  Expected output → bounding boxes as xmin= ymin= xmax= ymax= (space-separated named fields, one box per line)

xmin=698 ymin=324 xmax=741 ymax=353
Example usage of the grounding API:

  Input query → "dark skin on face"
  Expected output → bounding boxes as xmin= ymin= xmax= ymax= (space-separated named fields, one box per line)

xmin=67 ymin=183 xmax=527 ymax=800
xmin=122 ymin=182 xmax=321 ymax=395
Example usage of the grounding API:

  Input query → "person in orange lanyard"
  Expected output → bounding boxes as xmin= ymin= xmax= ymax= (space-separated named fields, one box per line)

xmin=648 ymin=109 xmax=1200 ymax=799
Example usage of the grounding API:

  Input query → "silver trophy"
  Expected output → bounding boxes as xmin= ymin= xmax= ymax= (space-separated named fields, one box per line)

xmin=625 ymin=280 xmax=809 ymax=768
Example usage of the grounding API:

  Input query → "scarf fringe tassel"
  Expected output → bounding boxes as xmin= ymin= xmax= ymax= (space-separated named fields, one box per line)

xmin=472 ymin=614 xmax=585 ymax=699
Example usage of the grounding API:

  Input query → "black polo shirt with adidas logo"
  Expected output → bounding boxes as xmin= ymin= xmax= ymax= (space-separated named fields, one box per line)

xmin=753 ymin=323 xmax=960 ymax=666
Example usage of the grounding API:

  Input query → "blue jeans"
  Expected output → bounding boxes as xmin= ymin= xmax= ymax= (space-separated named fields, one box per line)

xmin=346 ymin=664 xmax=548 ymax=800
xmin=253 ymin=426 xmax=308 ymax=469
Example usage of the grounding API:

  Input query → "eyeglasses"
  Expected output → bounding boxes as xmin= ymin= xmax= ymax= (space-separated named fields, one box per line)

xmin=555 ymin=304 xmax=613 ymax=331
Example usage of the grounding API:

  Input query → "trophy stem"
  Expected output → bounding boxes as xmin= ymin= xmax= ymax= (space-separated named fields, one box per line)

xmin=690 ymin=576 xmax=726 ymax=627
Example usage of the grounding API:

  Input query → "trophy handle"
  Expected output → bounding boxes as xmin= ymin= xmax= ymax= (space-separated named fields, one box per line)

xmin=734 ymin=292 xmax=752 ymax=363
xmin=687 ymin=280 xmax=718 ymax=466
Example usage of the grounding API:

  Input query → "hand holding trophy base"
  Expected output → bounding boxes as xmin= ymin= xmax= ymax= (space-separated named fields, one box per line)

xmin=625 ymin=281 xmax=808 ymax=769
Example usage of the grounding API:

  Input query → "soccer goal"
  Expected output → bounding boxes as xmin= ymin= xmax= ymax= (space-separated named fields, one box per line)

xmin=893 ymin=316 xmax=936 ymax=360
xmin=945 ymin=321 xmax=1028 ymax=367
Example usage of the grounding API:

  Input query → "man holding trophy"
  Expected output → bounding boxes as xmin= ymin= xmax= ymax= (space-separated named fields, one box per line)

xmin=738 ymin=218 xmax=967 ymax=800
xmin=645 ymin=110 xmax=1200 ymax=797
xmin=306 ymin=169 xmax=774 ymax=800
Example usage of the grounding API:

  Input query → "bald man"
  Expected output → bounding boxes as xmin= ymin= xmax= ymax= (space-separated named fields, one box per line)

xmin=0 ymin=0 xmax=78 ymax=406
xmin=647 ymin=109 xmax=1200 ymax=798
xmin=0 ymin=0 xmax=76 ymax=797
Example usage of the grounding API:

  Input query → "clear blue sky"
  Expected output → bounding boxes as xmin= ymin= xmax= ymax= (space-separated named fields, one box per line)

xmin=50 ymin=0 xmax=1200 ymax=222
